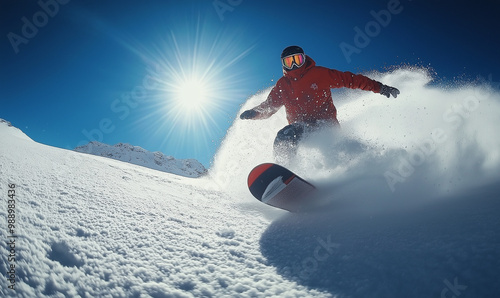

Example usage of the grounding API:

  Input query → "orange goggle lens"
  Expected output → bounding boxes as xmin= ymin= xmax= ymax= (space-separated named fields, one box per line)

xmin=282 ymin=54 xmax=305 ymax=69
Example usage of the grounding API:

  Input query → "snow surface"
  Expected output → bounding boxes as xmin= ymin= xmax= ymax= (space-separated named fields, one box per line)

xmin=74 ymin=142 xmax=207 ymax=178
xmin=1 ymin=68 xmax=500 ymax=297
xmin=0 ymin=118 xmax=322 ymax=297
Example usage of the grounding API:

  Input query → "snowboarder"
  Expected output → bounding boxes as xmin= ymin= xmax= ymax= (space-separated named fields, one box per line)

xmin=240 ymin=45 xmax=400 ymax=161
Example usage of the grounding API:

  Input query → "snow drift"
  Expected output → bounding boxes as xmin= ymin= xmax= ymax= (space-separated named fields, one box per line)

xmin=210 ymin=67 xmax=500 ymax=207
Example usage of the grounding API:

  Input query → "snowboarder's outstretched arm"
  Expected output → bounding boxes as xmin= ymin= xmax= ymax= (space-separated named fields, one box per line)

xmin=327 ymin=69 xmax=400 ymax=98
xmin=240 ymin=84 xmax=284 ymax=120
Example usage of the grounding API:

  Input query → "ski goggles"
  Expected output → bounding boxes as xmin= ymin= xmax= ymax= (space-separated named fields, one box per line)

xmin=282 ymin=53 xmax=305 ymax=70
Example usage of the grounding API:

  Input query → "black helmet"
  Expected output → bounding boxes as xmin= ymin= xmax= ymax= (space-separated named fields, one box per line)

xmin=281 ymin=45 xmax=304 ymax=59
xmin=281 ymin=46 xmax=306 ymax=70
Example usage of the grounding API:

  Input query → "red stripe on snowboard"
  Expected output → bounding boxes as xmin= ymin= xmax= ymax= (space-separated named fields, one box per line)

xmin=283 ymin=174 xmax=296 ymax=185
xmin=247 ymin=163 xmax=274 ymax=187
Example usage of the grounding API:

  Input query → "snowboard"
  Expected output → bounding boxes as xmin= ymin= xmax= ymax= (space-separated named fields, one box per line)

xmin=247 ymin=163 xmax=316 ymax=212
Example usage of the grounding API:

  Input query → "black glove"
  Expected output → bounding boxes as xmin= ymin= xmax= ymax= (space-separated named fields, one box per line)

xmin=240 ymin=109 xmax=258 ymax=120
xmin=380 ymin=84 xmax=400 ymax=98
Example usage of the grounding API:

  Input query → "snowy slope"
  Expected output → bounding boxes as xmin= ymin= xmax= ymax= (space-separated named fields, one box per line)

xmin=1 ymin=68 xmax=500 ymax=297
xmin=0 ymin=119 xmax=32 ymax=141
xmin=74 ymin=141 xmax=207 ymax=178
xmin=0 ymin=120 xmax=326 ymax=297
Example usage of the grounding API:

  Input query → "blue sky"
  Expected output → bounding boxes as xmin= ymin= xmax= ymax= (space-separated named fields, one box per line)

xmin=1 ymin=0 xmax=499 ymax=167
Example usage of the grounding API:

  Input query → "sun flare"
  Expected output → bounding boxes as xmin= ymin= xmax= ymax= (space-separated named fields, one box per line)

xmin=174 ymin=76 xmax=210 ymax=112
xmin=129 ymin=21 xmax=254 ymax=160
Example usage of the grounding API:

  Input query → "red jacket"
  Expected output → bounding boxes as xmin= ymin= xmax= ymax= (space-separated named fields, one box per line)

xmin=252 ymin=56 xmax=381 ymax=125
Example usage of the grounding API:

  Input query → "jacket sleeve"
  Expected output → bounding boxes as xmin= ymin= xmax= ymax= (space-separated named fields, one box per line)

xmin=327 ymin=69 xmax=381 ymax=93
xmin=250 ymin=83 xmax=284 ymax=119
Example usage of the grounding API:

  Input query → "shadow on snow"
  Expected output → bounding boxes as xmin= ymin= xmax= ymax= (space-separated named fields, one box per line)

xmin=259 ymin=182 xmax=500 ymax=297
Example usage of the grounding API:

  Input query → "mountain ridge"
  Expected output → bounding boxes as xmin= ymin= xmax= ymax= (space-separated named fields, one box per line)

xmin=74 ymin=141 xmax=207 ymax=178
xmin=0 ymin=118 xmax=206 ymax=178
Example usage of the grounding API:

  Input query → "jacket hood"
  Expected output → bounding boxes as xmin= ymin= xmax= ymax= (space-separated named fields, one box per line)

xmin=283 ymin=55 xmax=316 ymax=79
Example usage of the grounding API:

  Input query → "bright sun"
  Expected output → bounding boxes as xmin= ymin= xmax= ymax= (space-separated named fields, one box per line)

xmin=175 ymin=77 xmax=209 ymax=112
xmin=134 ymin=25 xmax=253 ymax=158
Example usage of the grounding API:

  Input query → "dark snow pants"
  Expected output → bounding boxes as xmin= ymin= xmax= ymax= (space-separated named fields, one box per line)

xmin=273 ymin=120 xmax=339 ymax=163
